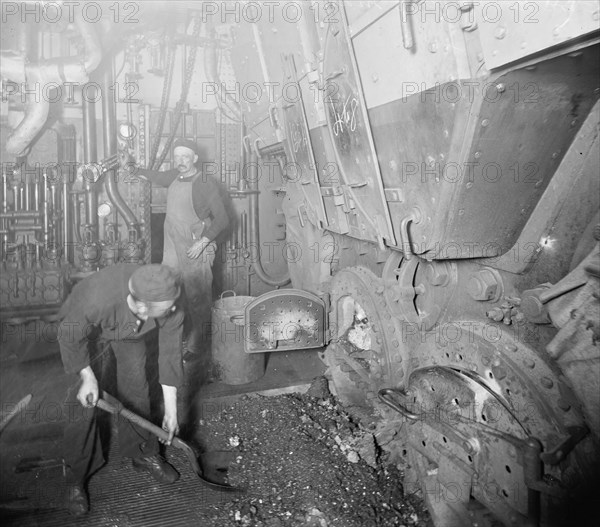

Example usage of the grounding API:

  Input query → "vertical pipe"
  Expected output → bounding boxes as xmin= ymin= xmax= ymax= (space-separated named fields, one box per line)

xmin=232 ymin=217 xmax=238 ymax=249
xmin=2 ymin=171 xmax=7 ymax=213
xmin=34 ymin=177 xmax=39 ymax=211
xmin=101 ymin=68 xmax=118 ymax=161
xmin=63 ymin=179 xmax=71 ymax=263
xmin=51 ymin=181 xmax=58 ymax=244
xmin=24 ymin=177 xmax=30 ymax=210
xmin=82 ymin=82 xmax=98 ymax=232
xmin=13 ymin=183 xmax=20 ymax=211
xmin=240 ymin=211 xmax=247 ymax=249
xmin=247 ymin=152 xmax=290 ymax=286
xmin=34 ymin=178 xmax=40 ymax=264
xmin=1 ymin=171 xmax=6 ymax=259
xmin=42 ymin=171 xmax=49 ymax=248
xmin=524 ymin=438 xmax=542 ymax=527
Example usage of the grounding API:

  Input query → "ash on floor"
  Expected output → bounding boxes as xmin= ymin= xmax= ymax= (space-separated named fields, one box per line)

xmin=196 ymin=387 xmax=429 ymax=527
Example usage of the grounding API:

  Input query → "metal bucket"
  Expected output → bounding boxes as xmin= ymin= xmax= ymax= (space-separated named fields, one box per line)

xmin=211 ymin=291 xmax=266 ymax=385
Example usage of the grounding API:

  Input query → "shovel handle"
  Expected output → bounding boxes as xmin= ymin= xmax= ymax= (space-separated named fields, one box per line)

xmin=96 ymin=398 xmax=172 ymax=444
xmin=96 ymin=398 xmax=243 ymax=492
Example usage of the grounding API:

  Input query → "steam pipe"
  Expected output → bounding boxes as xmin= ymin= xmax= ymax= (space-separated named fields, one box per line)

xmin=42 ymin=172 xmax=49 ymax=248
xmin=24 ymin=177 xmax=30 ymax=210
xmin=73 ymin=195 xmax=83 ymax=244
xmin=2 ymin=18 xmax=102 ymax=156
xmin=2 ymin=172 xmax=7 ymax=213
xmin=50 ymin=179 xmax=58 ymax=246
xmin=82 ymin=83 xmax=98 ymax=235
xmin=63 ymin=179 xmax=71 ymax=263
xmin=247 ymin=151 xmax=290 ymax=287
xmin=12 ymin=182 xmax=20 ymax=212
xmin=101 ymin=66 xmax=139 ymax=230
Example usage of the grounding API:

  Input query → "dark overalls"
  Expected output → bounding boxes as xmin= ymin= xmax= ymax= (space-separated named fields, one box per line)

xmin=58 ymin=264 xmax=184 ymax=484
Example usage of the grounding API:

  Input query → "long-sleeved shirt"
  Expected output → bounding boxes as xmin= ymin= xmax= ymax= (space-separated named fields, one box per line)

xmin=57 ymin=264 xmax=184 ymax=388
xmin=138 ymin=168 xmax=229 ymax=242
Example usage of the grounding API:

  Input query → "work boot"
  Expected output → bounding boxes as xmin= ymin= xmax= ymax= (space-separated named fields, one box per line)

xmin=132 ymin=454 xmax=179 ymax=483
xmin=64 ymin=483 xmax=89 ymax=516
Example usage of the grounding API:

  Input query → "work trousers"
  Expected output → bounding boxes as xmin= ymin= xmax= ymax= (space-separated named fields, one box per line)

xmin=62 ymin=339 xmax=159 ymax=484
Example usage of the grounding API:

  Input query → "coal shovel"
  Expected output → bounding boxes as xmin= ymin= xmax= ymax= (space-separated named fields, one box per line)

xmin=95 ymin=397 xmax=243 ymax=493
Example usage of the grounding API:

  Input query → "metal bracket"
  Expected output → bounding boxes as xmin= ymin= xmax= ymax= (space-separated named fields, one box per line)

xmin=540 ymin=425 xmax=589 ymax=465
xmin=384 ymin=188 xmax=403 ymax=202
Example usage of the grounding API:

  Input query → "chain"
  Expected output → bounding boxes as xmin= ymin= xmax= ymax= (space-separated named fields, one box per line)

xmin=155 ymin=13 xmax=202 ymax=169
xmin=148 ymin=31 xmax=176 ymax=170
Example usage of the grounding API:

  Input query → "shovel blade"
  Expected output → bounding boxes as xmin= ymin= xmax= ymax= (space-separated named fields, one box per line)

xmin=197 ymin=450 xmax=244 ymax=493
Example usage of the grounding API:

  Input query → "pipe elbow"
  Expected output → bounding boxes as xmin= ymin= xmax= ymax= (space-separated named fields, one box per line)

xmin=6 ymin=101 xmax=49 ymax=156
xmin=104 ymin=176 xmax=137 ymax=228
xmin=3 ymin=14 xmax=101 ymax=156
xmin=253 ymin=260 xmax=291 ymax=288
xmin=0 ymin=51 xmax=27 ymax=83
xmin=5 ymin=67 xmax=50 ymax=156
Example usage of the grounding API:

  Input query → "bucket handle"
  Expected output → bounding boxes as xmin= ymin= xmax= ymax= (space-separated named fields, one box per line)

xmin=220 ymin=290 xmax=236 ymax=300
xmin=230 ymin=315 xmax=245 ymax=326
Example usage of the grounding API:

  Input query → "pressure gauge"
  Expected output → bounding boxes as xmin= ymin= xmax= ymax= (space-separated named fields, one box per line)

xmin=118 ymin=122 xmax=137 ymax=141
xmin=98 ymin=202 xmax=113 ymax=217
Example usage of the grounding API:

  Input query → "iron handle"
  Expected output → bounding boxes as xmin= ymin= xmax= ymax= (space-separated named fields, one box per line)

xmin=538 ymin=279 xmax=587 ymax=304
xmin=96 ymin=398 xmax=174 ymax=445
xmin=230 ymin=315 xmax=245 ymax=325
xmin=220 ymin=290 xmax=236 ymax=299
xmin=399 ymin=208 xmax=422 ymax=260
xmin=378 ymin=388 xmax=420 ymax=421
xmin=95 ymin=396 xmax=242 ymax=493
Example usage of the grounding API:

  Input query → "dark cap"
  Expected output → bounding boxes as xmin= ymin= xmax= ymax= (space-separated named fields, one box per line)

xmin=129 ymin=265 xmax=180 ymax=302
xmin=173 ymin=138 xmax=199 ymax=157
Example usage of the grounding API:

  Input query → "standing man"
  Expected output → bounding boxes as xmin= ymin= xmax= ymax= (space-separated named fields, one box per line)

xmin=130 ymin=139 xmax=229 ymax=357
xmin=59 ymin=264 xmax=184 ymax=516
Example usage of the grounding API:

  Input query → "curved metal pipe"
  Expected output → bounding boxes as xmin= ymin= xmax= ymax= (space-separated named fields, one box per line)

xmin=248 ymin=151 xmax=290 ymax=287
xmin=5 ymin=66 xmax=50 ymax=156
xmin=2 ymin=17 xmax=102 ymax=155
xmin=101 ymin=67 xmax=138 ymax=229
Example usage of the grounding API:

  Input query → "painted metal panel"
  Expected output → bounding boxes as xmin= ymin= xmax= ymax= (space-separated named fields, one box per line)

xmin=474 ymin=0 xmax=600 ymax=70
xmin=351 ymin=0 xmax=471 ymax=109
xmin=433 ymin=48 xmax=600 ymax=258
xmin=369 ymin=45 xmax=599 ymax=258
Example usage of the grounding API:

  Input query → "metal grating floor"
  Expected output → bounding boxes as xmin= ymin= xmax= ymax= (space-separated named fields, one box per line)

xmin=0 ymin=431 xmax=236 ymax=527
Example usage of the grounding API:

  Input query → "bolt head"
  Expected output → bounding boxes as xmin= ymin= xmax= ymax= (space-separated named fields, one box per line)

xmin=468 ymin=269 xmax=500 ymax=301
xmin=425 ymin=263 xmax=449 ymax=287
xmin=494 ymin=26 xmax=507 ymax=39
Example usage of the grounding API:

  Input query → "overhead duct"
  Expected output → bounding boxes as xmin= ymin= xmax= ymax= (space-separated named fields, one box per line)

xmin=2 ymin=16 xmax=102 ymax=156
